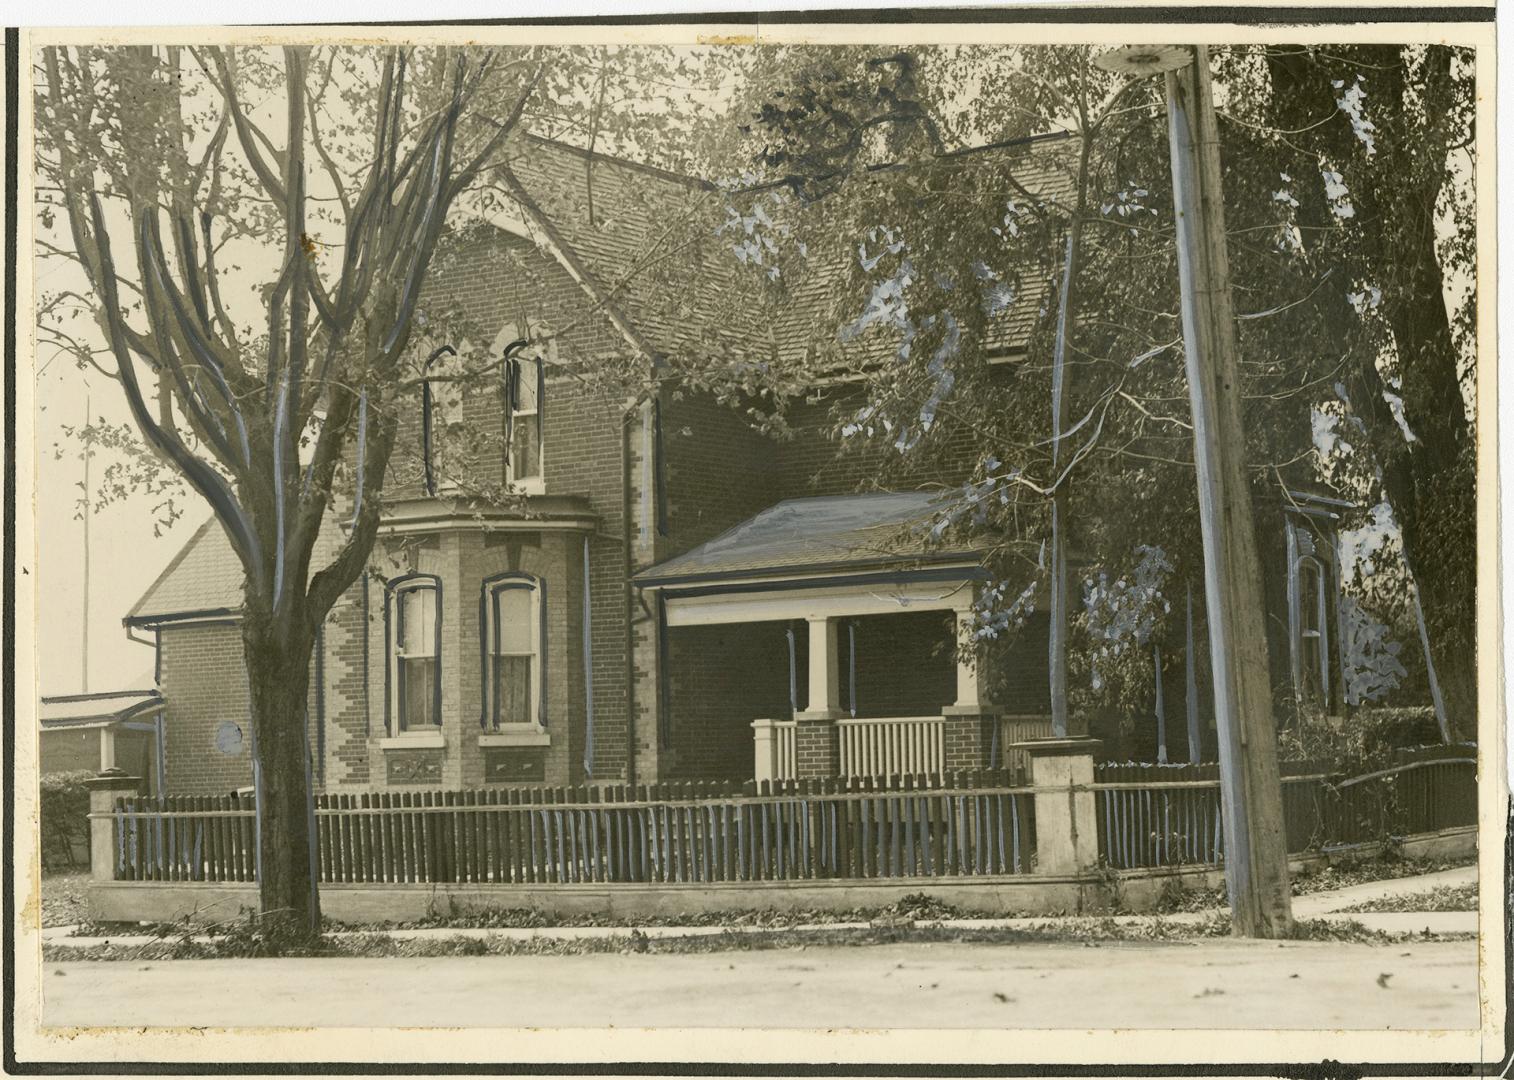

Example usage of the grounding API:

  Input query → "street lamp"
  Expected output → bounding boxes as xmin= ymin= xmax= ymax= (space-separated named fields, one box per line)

xmin=1093 ymin=44 xmax=1295 ymax=938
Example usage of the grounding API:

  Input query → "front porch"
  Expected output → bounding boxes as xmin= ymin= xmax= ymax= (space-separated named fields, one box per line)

xmin=637 ymin=493 xmax=1053 ymax=784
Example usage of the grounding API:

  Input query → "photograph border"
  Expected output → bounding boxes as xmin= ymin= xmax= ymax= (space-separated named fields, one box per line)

xmin=3 ymin=5 xmax=1508 ymax=1074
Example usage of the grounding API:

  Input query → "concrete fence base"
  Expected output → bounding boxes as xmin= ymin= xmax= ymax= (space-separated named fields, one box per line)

xmin=87 ymin=825 xmax=1476 ymax=926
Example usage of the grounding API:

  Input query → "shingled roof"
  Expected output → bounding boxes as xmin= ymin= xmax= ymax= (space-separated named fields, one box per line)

xmin=489 ymin=131 xmax=1074 ymax=368
xmin=635 ymin=491 xmax=987 ymax=586
xmin=127 ymin=516 xmax=345 ymax=625
xmin=123 ymin=132 xmax=1069 ymax=626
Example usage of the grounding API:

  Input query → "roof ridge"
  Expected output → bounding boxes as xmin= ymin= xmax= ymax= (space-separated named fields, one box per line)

xmin=41 ymin=689 xmax=161 ymax=703
xmin=520 ymin=131 xmax=716 ymax=191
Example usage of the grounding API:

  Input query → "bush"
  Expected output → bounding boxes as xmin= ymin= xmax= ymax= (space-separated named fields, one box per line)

xmin=1276 ymin=706 xmax=1448 ymax=776
xmin=39 ymin=770 xmax=94 ymax=871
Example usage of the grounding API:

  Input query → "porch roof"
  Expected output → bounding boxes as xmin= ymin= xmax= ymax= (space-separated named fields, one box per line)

xmin=40 ymin=689 xmax=162 ymax=729
xmin=636 ymin=492 xmax=986 ymax=588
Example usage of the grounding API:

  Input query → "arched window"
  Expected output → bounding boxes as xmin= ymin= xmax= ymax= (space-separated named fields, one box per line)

xmin=504 ymin=352 xmax=545 ymax=488
xmin=422 ymin=345 xmax=462 ymax=497
xmin=386 ymin=574 xmax=442 ymax=733
xmin=481 ymin=574 xmax=545 ymax=729
xmin=1295 ymin=556 xmax=1330 ymax=707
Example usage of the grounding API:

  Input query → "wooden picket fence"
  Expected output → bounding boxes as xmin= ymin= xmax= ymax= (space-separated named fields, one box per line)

xmin=107 ymin=772 xmax=1037 ymax=886
xmin=1094 ymin=749 xmax=1477 ymax=870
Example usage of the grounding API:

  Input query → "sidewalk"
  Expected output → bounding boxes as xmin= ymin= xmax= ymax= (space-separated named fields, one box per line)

xmin=40 ymin=863 xmax=1479 ymax=950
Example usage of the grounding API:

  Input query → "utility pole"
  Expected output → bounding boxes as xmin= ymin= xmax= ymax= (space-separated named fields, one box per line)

xmin=81 ymin=389 xmax=91 ymax=694
xmin=1095 ymin=44 xmax=1294 ymax=937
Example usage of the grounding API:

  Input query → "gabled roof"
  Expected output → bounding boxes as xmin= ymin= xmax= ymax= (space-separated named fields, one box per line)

xmin=487 ymin=131 xmax=1073 ymax=369
xmin=40 ymin=689 xmax=162 ymax=729
xmin=126 ymin=516 xmax=344 ymax=626
xmin=635 ymin=491 xmax=986 ymax=587
xmin=126 ymin=518 xmax=243 ymax=625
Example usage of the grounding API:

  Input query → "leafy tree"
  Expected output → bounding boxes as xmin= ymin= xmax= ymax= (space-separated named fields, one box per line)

xmin=1234 ymin=44 xmax=1477 ymax=736
xmin=718 ymin=43 xmax=1471 ymax=744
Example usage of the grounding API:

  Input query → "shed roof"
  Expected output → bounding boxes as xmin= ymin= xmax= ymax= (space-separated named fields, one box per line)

xmin=635 ymin=491 xmax=985 ymax=586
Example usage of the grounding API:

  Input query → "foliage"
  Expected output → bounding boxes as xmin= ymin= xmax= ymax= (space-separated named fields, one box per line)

xmin=1275 ymin=706 xmax=1444 ymax=774
xmin=1337 ymin=593 xmax=1407 ymax=705
xmin=39 ymin=770 xmax=94 ymax=871
xmin=1336 ymin=882 xmax=1477 ymax=914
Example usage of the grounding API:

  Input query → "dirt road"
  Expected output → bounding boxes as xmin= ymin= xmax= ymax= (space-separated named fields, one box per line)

xmin=43 ymin=936 xmax=1478 ymax=1030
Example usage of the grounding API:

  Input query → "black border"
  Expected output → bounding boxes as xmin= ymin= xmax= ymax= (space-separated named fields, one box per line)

xmin=5 ymin=9 xmax=1511 ymax=1077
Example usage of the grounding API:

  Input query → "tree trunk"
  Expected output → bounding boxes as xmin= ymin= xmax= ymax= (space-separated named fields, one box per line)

xmin=1264 ymin=45 xmax=1477 ymax=739
xmin=1048 ymin=126 xmax=1092 ymax=739
xmin=243 ymin=608 xmax=322 ymax=939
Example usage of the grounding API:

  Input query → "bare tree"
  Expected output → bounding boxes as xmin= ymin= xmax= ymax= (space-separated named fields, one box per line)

xmin=35 ymin=43 xmax=540 ymax=937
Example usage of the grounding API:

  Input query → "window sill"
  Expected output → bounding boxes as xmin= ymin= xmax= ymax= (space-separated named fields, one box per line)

xmin=378 ymin=733 xmax=445 ymax=750
xmin=478 ymin=729 xmax=550 ymax=748
xmin=509 ymin=478 xmax=546 ymax=497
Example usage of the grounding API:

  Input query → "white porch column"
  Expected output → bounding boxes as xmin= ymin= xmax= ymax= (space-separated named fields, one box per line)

xmin=99 ymin=726 xmax=117 ymax=772
xmin=751 ymin=719 xmax=777 ymax=784
xmin=803 ymin=615 xmax=842 ymax=718
xmin=953 ymin=606 xmax=981 ymax=708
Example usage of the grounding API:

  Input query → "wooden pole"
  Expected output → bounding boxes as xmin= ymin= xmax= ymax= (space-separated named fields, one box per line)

xmin=1165 ymin=47 xmax=1293 ymax=937
xmin=1185 ymin=581 xmax=1203 ymax=764
xmin=81 ymin=390 xmax=91 ymax=693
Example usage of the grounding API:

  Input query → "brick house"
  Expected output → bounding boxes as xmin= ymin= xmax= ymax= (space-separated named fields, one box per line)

xmin=121 ymin=134 xmax=1352 ymax=796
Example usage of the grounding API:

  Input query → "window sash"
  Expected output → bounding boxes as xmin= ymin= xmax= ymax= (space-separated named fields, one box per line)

xmin=399 ymin=656 xmax=438 ymax=730
xmin=390 ymin=579 xmax=440 ymax=732
xmin=486 ymin=581 xmax=542 ymax=728
xmin=506 ymin=357 xmax=544 ymax=483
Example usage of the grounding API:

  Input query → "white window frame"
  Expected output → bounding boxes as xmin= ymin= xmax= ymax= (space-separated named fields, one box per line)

xmin=481 ymin=574 xmax=545 ymax=732
xmin=388 ymin=575 xmax=442 ymax=735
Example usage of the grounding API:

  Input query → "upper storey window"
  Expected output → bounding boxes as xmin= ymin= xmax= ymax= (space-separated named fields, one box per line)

xmin=505 ymin=353 xmax=544 ymax=489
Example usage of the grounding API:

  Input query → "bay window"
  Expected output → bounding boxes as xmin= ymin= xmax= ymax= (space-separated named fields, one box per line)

xmin=482 ymin=574 xmax=545 ymax=729
xmin=387 ymin=575 xmax=442 ymax=733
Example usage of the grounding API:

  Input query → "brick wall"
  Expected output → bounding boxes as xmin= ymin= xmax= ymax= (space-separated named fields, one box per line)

xmin=663 ymin=621 xmax=792 ymax=781
xmin=850 ymin=612 xmax=956 ymax=718
xmin=158 ymin=622 xmax=325 ymax=796
xmin=159 ymin=623 xmax=254 ymax=795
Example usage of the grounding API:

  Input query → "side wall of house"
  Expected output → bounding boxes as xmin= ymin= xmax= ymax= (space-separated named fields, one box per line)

xmin=158 ymin=623 xmax=324 ymax=796
xmin=158 ymin=623 xmax=252 ymax=795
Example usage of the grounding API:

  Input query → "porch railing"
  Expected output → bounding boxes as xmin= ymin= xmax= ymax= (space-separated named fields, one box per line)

xmin=753 ymin=715 xmax=947 ymax=782
xmin=101 ymin=773 xmax=1037 ymax=885
xmin=998 ymin=715 xmax=1056 ymax=782
xmin=751 ymin=718 xmax=796 ymax=784
xmin=838 ymin=716 xmax=944 ymax=779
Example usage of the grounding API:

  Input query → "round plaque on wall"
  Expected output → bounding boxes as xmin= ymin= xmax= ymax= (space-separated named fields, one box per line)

xmin=214 ymin=720 xmax=244 ymax=756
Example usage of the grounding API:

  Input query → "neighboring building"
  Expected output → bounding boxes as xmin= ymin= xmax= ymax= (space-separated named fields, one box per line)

xmin=40 ymin=689 xmax=164 ymax=792
xmin=119 ymin=134 xmax=1365 ymax=795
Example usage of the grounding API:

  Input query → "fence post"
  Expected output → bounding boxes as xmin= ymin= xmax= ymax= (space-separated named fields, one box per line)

xmin=84 ymin=768 xmax=144 ymax=882
xmin=1013 ymin=737 xmax=1101 ymax=875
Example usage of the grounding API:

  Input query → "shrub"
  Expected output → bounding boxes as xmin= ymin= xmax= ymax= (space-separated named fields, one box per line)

xmin=40 ymin=770 xmax=94 ymax=871
xmin=1277 ymin=706 xmax=1447 ymax=776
